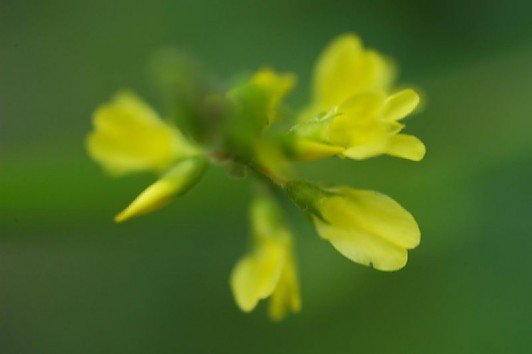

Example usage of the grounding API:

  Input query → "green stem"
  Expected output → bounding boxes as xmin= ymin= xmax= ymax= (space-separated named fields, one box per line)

xmin=247 ymin=161 xmax=287 ymax=188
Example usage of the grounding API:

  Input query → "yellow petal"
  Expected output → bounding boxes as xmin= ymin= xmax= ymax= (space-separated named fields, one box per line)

xmin=333 ymin=120 xmax=389 ymax=161
xmin=337 ymin=92 xmax=386 ymax=121
xmin=341 ymin=138 xmax=388 ymax=160
xmin=382 ymin=89 xmax=420 ymax=121
xmin=230 ymin=240 xmax=285 ymax=312
xmin=328 ymin=92 xmax=388 ymax=158
xmin=291 ymin=139 xmax=344 ymax=161
xmin=114 ymin=157 xmax=207 ymax=222
xmin=268 ymin=253 xmax=301 ymax=321
xmin=338 ymin=189 xmax=420 ymax=249
xmin=385 ymin=134 xmax=426 ymax=161
xmin=315 ymin=188 xmax=420 ymax=271
xmin=87 ymin=92 xmax=197 ymax=176
xmin=313 ymin=33 xmax=394 ymax=110
xmin=315 ymin=218 xmax=408 ymax=271
xmin=362 ymin=50 xmax=396 ymax=92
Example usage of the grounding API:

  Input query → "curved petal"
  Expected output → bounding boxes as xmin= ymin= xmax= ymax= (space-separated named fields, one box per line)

xmin=337 ymin=92 xmax=387 ymax=122
xmin=313 ymin=34 xmax=394 ymax=109
xmin=291 ymin=139 xmax=344 ymax=161
xmin=328 ymin=92 xmax=388 ymax=159
xmin=341 ymin=137 xmax=388 ymax=160
xmin=385 ymin=134 xmax=426 ymax=161
xmin=268 ymin=254 xmax=301 ymax=321
xmin=314 ymin=188 xmax=420 ymax=271
xmin=315 ymin=218 xmax=408 ymax=271
xmin=230 ymin=240 xmax=285 ymax=312
xmin=338 ymin=189 xmax=420 ymax=249
xmin=382 ymin=89 xmax=420 ymax=121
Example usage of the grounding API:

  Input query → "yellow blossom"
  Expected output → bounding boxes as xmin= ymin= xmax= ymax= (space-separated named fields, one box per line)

xmin=291 ymin=89 xmax=425 ymax=161
xmin=287 ymin=181 xmax=420 ymax=271
xmin=87 ymin=92 xmax=200 ymax=176
xmin=291 ymin=33 xmax=424 ymax=161
xmin=231 ymin=195 xmax=301 ymax=320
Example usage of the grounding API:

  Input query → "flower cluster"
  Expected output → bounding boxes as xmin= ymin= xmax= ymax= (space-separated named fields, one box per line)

xmin=87 ymin=33 xmax=425 ymax=320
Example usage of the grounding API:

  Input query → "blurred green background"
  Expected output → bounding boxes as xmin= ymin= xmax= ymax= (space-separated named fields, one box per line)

xmin=1 ymin=0 xmax=532 ymax=353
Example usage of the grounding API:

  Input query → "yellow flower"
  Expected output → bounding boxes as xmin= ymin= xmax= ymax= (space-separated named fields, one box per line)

xmin=231 ymin=195 xmax=301 ymax=320
xmin=87 ymin=92 xmax=206 ymax=222
xmin=301 ymin=33 xmax=395 ymax=121
xmin=291 ymin=89 xmax=425 ymax=161
xmin=287 ymin=181 xmax=420 ymax=271
xmin=290 ymin=33 xmax=424 ymax=162
xmin=87 ymin=91 xmax=200 ymax=176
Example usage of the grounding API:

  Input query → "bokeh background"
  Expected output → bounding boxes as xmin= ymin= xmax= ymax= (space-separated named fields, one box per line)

xmin=2 ymin=0 xmax=532 ymax=353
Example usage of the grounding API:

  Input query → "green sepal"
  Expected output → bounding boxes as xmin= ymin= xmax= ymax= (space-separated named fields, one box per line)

xmin=285 ymin=180 xmax=335 ymax=222
xmin=162 ymin=155 xmax=209 ymax=195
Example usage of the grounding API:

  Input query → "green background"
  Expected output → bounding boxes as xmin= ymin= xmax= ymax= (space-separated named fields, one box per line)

xmin=1 ymin=0 xmax=531 ymax=353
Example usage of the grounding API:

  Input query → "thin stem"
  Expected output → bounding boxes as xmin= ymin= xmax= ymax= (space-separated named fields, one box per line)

xmin=247 ymin=160 xmax=288 ymax=188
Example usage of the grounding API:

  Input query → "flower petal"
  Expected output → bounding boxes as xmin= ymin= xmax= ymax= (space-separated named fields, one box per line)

xmin=337 ymin=92 xmax=386 ymax=121
xmin=382 ymin=89 xmax=420 ymax=121
xmin=87 ymin=92 xmax=196 ymax=176
xmin=385 ymin=134 xmax=426 ymax=161
xmin=313 ymin=33 xmax=394 ymax=109
xmin=341 ymin=137 xmax=388 ymax=160
xmin=327 ymin=92 xmax=389 ymax=159
xmin=338 ymin=189 xmax=420 ymax=249
xmin=291 ymin=139 xmax=344 ymax=161
xmin=314 ymin=188 xmax=420 ymax=271
xmin=230 ymin=240 xmax=285 ymax=312
xmin=315 ymin=218 xmax=408 ymax=271
xmin=268 ymin=254 xmax=301 ymax=321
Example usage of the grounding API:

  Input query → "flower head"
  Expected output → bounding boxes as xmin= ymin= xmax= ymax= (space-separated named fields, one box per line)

xmin=231 ymin=194 xmax=301 ymax=320
xmin=87 ymin=33 xmax=426 ymax=321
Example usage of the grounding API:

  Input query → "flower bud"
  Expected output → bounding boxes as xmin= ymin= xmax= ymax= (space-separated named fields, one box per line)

xmin=114 ymin=156 xmax=207 ymax=222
